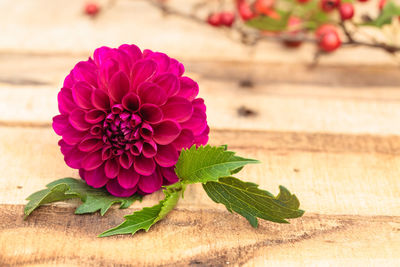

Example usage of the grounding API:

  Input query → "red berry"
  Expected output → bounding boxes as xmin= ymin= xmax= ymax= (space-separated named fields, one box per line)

xmin=237 ymin=0 xmax=255 ymax=21
xmin=297 ymin=0 xmax=311 ymax=3
xmin=315 ymin=24 xmax=337 ymax=39
xmin=318 ymin=30 xmax=341 ymax=52
xmin=358 ymin=0 xmax=368 ymax=2
xmin=254 ymin=0 xmax=275 ymax=15
xmin=84 ymin=2 xmax=100 ymax=16
xmin=220 ymin=12 xmax=236 ymax=27
xmin=207 ymin=13 xmax=222 ymax=27
xmin=339 ymin=3 xmax=354 ymax=20
xmin=283 ymin=16 xmax=303 ymax=47
xmin=378 ymin=0 xmax=386 ymax=10
xmin=320 ymin=0 xmax=341 ymax=12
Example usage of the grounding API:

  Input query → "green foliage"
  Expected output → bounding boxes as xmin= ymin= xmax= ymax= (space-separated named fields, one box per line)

xmin=202 ymin=177 xmax=304 ymax=227
xmin=364 ymin=1 xmax=400 ymax=28
xmin=24 ymin=178 xmax=141 ymax=218
xmin=99 ymin=186 xmax=182 ymax=237
xmin=25 ymin=146 xmax=304 ymax=238
xmin=175 ymin=145 xmax=259 ymax=184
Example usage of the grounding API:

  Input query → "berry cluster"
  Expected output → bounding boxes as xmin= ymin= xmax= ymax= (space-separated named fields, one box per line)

xmin=207 ymin=12 xmax=236 ymax=27
xmin=203 ymin=0 xmax=392 ymax=54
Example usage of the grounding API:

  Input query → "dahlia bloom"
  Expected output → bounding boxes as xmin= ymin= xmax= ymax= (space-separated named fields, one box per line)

xmin=52 ymin=45 xmax=209 ymax=197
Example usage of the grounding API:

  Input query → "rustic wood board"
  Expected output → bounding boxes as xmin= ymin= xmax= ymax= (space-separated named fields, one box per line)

xmin=1 ymin=0 xmax=400 ymax=266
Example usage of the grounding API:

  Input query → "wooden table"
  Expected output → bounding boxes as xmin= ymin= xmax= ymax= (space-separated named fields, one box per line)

xmin=1 ymin=0 xmax=400 ymax=266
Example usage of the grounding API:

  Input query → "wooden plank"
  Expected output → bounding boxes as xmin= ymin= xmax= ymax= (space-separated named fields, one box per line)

xmin=0 ymin=205 xmax=399 ymax=266
xmin=2 ymin=82 xmax=400 ymax=135
xmin=2 ymin=54 xmax=400 ymax=87
xmin=1 ymin=55 xmax=400 ymax=135
xmin=0 ymin=0 xmax=396 ymax=65
xmin=1 ymin=126 xmax=400 ymax=217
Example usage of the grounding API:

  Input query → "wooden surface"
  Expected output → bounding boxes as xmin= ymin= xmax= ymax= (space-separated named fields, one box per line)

xmin=1 ymin=0 xmax=400 ymax=266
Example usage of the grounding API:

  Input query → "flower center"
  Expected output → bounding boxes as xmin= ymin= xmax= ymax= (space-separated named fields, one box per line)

xmin=102 ymin=104 xmax=148 ymax=155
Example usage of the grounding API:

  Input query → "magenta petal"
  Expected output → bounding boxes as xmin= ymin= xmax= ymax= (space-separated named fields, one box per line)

xmin=109 ymin=71 xmax=130 ymax=103
xmin=122 ymin=93 xmax=140 ymax=112
xmin=62 ymin=124 xmax=87 ymax=145
xmin=142 ymin=140 xmax=157 ymax=158
xmin=93 ymin=46 xmax=113 ymax=66
xmin=78 ymin=136 xmax=103 ymax=152
xmin=85 ymin=110 xmax=105 ymax=124
xmin=172 ymin=129 xmax=195 ymax=151
xmin=63 ymin=73 xmax=74 ymax=89
xmin=139 ymin=104 xmax=163 ymax=123
xmin=180 ymin=108 xmax=207 ymax=135
xmin=153 ymin=120 xmax=181 ymax=145
xmin=161 ymin=96 xmax=193 ymax=123
xmin=130 ymin=141 xmax=143 ymax=156
xmin=154 ymin=73 xmax=180 ymax=96
xmin=59 ymin=139 xmax=73 ymax=156
xmin=176 ymin=77 xmax=199 ymax=101
xmin=111 ymin=104 xmax=124 ymax=114
xmin=52 ymin=114 xmax=69 ymax=135
xmin=119 ymin=44 xmax=142 ymax=65
xmin=99 ymin=58 xmax=119 ymax=89
xmin=106 ymin=178 xmax=137 ymax=197
xmin=58 ymin=88 xmax=78 ymax=114
xmin=72 ymin=61 xmax=98 ymax=88
xmin=154 ymin=144 xmax=179 ymax=167
xmin=104 ymin=158 xmax=120 ymax=178
xmin=64 ymin=146 xmax=86 ymax=169
xmin=119 ymin=152 xmax=133 ymax=169
xmin=82 ymin=150 xmax=103 ymax=171
xmin=160 ymin=167 xmax=179 ymax=184
xmin=90 ymin=124 xmax=102 ymax=136
xmin=192 ymin=98 xmax=206 ymax=113
xmin=145 ymin=51 xmax=170 ymax=73
xmin=91 ymin=89 xmax=111 ymax=111
xmin=168 ymin=58 xmax=185 ymax=76
xmin=138 ymin=171 xmax=163 ymax=194
xmin=140 ymin=123 xmax=153 ymax=140
xmin=83 ymin=167 xmax=110 ymax=188
xmin=134 ymin=155 xmax=155 ymax=176
xmin=102 ymin=146 xmax=112 ymax=160
xmin=117 ymin=166 xmax=140 ymax=189
xmin=114 ymin=50 xmax=132 ymax=76
xmin=137 ymin=82 xmax=167 ymax=105
xmin=195 ymin=126 xmax=210 ymax=146
xmin=130 ymin=59 xmax=157 ymax=91
xmin=72 ymin=81 xmax=94 ymax=109
xmin=69 ymin=109 xmax=92 ymax=131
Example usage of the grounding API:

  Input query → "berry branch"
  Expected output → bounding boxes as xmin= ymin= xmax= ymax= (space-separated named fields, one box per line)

xmin=83 ymin=0 xmax=400 ymax=63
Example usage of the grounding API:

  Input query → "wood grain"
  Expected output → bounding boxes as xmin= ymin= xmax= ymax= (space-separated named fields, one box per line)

xmin=1 ymin=126 xmax=400 ymax=217
xmin=1 ymin=205 xmax=399 ymax=267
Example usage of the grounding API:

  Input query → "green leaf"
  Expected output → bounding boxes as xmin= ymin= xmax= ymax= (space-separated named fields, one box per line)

xmin=99 ymin=186 xmax=182 ymax=237
xmin=24 ymin=178 xmax=141 ymax=218
xmin=246 ymin=10 xmax=291 ymax=32
xmin=363 ymin=1 xmax=400 ymax=28
xmin=175 ymin=145 xmax=260 ymax=184
xmin=202 ymin=177 xmax=304 ymax=227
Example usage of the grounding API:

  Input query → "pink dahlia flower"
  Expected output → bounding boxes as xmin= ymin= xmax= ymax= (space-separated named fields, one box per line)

xmin=53 ymin=45 xmax=209 ymax=197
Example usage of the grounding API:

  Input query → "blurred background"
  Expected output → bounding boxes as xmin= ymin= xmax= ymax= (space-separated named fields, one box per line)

xmin=1 ymin=0 xmax=400 ymax=134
